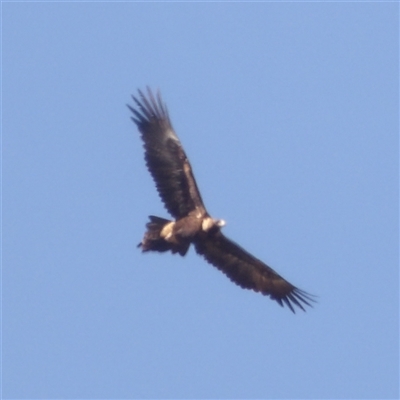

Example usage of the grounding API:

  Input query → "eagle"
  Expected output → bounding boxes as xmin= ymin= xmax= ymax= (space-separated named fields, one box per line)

xmin=128 ymin=88 xmax=315 ymax=313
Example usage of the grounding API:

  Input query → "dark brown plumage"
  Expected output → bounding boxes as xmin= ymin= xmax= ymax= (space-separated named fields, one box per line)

xmin=128 ymin=88 xmax=315 ymax=313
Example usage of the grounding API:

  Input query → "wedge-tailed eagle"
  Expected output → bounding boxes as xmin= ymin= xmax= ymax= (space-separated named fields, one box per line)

xmin=128 ymin=88 xmax=315 ymax=313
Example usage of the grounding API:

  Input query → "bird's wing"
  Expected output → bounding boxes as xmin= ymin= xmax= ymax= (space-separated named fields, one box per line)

xmin=194 ymin=230 xmax=315 ymax=313
xmin=128 ymin=88 xmax=206 ymax=219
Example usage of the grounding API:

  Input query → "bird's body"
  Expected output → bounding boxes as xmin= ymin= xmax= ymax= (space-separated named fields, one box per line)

xmin=128 ymin=88 xmax=315 ymax=313
xmin=140 ymin=214 xmax=223 ymax=256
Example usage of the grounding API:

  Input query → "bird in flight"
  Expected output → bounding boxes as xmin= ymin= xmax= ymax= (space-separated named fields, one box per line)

xmin=128 ymin=88 xmax=315 ymax=313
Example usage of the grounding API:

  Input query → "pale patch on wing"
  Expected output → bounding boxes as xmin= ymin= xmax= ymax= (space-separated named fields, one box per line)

xmin=201 ymin=217 xmax=215 ymax=231
xmin=160 ymin=221 xmax=175 ymax=240
xmin=165 ymin=127 xmax=180 ymax=142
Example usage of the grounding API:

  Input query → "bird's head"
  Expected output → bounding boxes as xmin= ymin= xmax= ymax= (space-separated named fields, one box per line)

xmin=202 ymin=217 xmax=226 ymax=232
xmin=215 ymin=219 xmax=226 ymax=228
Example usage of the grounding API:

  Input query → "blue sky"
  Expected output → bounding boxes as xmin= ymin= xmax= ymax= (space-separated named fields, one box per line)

xmin=2 ymin=3 xmax=398 ymax=399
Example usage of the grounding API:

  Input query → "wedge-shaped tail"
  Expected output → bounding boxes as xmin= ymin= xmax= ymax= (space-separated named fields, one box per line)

xmin=138 ymin=216 xmax=190 ymax=256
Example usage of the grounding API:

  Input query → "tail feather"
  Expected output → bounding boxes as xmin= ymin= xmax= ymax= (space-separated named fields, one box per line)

xmin=138 ymin=216 xmax=190 ymax=256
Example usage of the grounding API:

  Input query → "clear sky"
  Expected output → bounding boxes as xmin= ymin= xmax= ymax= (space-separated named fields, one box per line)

xmin=2 ymin=3 xmax=398 ymax=399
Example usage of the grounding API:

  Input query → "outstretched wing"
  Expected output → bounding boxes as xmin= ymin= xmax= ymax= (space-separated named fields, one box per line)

xmin=128 ymin=88 xmax=206 ymax=219
xmin=194 ymin=231 xmax=315 ymax=313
